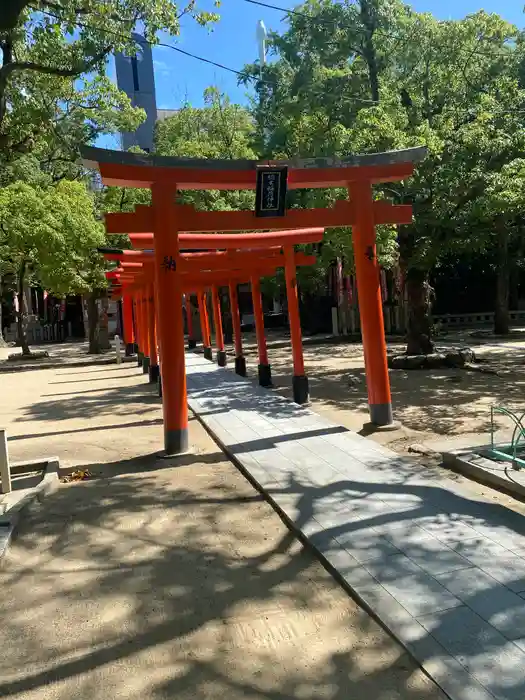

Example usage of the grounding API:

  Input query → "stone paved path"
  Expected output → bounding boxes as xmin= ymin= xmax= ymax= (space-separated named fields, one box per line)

xmin=186 ymin=352 xmax=525 ymax=700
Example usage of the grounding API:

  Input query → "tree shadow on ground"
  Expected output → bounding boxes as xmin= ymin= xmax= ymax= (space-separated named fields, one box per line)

xmin=235 ymin=341 xmax=525 ymax=437
xmin=257 ymin=464 xmax=525 ymax=700
xmin=7 ymin=418 xmax=164 ymax=443
xmin=16 ymin=381 xmax=161 ymax=423
xmin=0 ymin=458 xmax=447 ymax=700
xmin=185 ymin=358 xmax=516 ymax=439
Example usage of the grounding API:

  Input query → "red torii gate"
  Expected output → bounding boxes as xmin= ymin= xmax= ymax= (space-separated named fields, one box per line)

xmin=105 ymin=241 xmax=319 ymax=391
xmin=84 ymin=145 xmax=425 ymax=455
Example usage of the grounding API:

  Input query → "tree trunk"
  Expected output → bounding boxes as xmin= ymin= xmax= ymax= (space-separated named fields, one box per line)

xmin=494 ymin=219 xmax=510 ymax=335
xmin=405 ymin=267 xmax=435 ymax=355
xmin=98 ymin=291 xmax=111 ymax=350
xmin=0 ymin=274 xmax=5 ymax=347
xmin=86 ymin=291 xmax=101 ymax=354
xmin=16 ymin=261 xmax=30 ymax=355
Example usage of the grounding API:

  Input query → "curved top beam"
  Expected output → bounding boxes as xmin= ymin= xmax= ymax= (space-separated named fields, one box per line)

xmin=82 ymin=145 xmax=427 ymax=172
xmin=81 ymin=145 xmax=427 ymax=189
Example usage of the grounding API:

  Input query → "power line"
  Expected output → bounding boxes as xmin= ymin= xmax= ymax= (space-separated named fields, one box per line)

xmin=30 ymin=6 xmax=379 ymax=105
xmin=27 ymin=5 xmax=520 ymax=112
xmin=32 ymin=6 xmax=265 ymax=82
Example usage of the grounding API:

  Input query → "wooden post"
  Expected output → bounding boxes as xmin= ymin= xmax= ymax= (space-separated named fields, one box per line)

xmin=122 ymin=293 xmax=135 ymax=355
xmin=153 ymin=277 xmax=163 ymax=397
xmin=132 ymin=296 xmax=138 ymax=354
xmin=135 ymin=295 xmax=143 ymax=367
xmin=152 ymin=184 xmax=188 ymax=455
xmin=0 ymin=429 xmax=11 ymax=495
xmin=185 ymin=295 xmax=196 ymax=349
xmin=284 ymin=246 xmax=308 ymax=404
xmin=141 ymin=286 xmax=150 ymax=375
xmin=198 ymin=291 xmax=213 ymax=360
xmin=229 ymin=281 xmax=246 ymax=376
xmin=251 ymin=276 xmax=272 ymax=387
xmin=350 ymin=180 xmax=393 ymax=426
xmin=211 ymin=285 xmax=226 ymax=366
xmin=148 ymin=283 xmax=159 ymax=383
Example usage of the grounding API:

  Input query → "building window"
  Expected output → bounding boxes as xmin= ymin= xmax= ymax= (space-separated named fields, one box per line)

xmin=131 ymin=56 xmax=140 ymax=91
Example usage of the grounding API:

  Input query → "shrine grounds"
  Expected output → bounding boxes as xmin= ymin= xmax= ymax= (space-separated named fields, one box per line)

xmin=237 ymin=328 xmax=525 ymax=459
xmin=0 ymin=358 xmax=446 ymax=700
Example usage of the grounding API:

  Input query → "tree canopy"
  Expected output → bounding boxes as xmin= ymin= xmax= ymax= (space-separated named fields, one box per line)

xmin=240 ymin=0 xmax=525 ymax=345
xmin=0 ymin=1 xmax=220 ymax=163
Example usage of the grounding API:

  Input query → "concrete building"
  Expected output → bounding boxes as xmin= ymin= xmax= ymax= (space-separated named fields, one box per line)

xmin=115 ymin=33 xmax=158 ymax=152
xmin=115 ymin=35 xmax=178 ymax=152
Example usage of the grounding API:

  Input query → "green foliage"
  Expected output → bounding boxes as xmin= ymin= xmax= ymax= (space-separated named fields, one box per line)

xmin=0 ymin=179 xmax=106 ymax=295
xmin=240 ymin=2 xmax=525 ymax=306
xmin=155 ymin=87 xmax=256 ymax=212
xmin=0 ymin=1 xmax=220 ymax=164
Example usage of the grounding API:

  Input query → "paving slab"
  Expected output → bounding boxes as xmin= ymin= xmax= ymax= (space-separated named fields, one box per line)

xmin=186 ymin=352 xmax=525 ymax=700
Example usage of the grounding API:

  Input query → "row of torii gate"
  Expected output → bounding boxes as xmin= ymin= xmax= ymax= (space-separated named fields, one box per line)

xmin=83 ymin=145 xmax=425 ymax=456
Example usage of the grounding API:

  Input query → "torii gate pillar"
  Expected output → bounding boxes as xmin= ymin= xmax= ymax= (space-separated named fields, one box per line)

xmin=350 ymin=180 xmax=393 ymax=427
xmin=186 ymin=296 xmax=197 ymax=349
xmin=251 ymin=276 xmax=272 ymax=387
xmin=152 ymin=184 xmax=188 ymax=455
xmin=122 ymin=294 xmax=135 ymax=356
xmin=148 ymin=283 xmax=160 ymax=384
xmin=211 ymin=285 xmax=227 ymax=367
xmin=141 ymin=286 xmax=150 ymax=375
xmin=229 ymin=281 xmax=246 ymax=377
xmin=135 ymin=294 xmax=144 ymax=367
xmin=198 ymin=292 xmax=213 ymax=360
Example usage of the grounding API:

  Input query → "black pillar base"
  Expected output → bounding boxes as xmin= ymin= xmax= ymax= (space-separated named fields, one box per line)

xmin=369 ymin=402 xmax=394 ymax=427
xmin=203 ymin=346 xmax=213 ymax=361
xmin=292 ymin=375 xmax=309 ymax=405
xmin=148 ymin=364 xmax=160 ymax=384
xmin=158 ymin=375 xmax=162 ymax=398
xmin=125 ymin=343 xmax=135 ymax=357
xmin=163 ymin=427 xmax=189 ymax=455
xmin=217 ymin=350 xmax=227 ymax=367
xmin=258 ymin=363 xmax=272 ymax=388
xmin=142 ymin=356 xmax=150 ymax=374
xmin=134 ymin=343 xmax=139 ymax=354
xmin=188 ymin=338 xmax=197 ymax=350
xmin=235 ymin=355 xmax=247 ymax=377
xmin=137 ymin=352 xmax=143 ymax=367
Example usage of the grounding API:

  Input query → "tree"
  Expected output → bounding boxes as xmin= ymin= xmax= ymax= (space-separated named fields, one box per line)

xmin=241 ymin=2 xmax=525 ymax=349
xmin=468 ymin=160 xmax=525 ymax=334
xmin=0 ymin=1 xmax=219 ymax=163
xmin=0 ymin=178 xmax=105 ymax=354
xmin=155 ymin=87 xmax=257 ymax=213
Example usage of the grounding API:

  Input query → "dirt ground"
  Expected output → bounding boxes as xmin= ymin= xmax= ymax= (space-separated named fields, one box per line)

xmin=236 ymin=329 xmax=525 ymax=458
xmin=0 ymin=362 xmax=447 ymax=700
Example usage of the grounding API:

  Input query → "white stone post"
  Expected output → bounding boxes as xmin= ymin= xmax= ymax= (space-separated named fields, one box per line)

xmin=0 ymin=429 xmax=11 ymax=494
xmin=115 ymin=335 xmax=122 ymax=365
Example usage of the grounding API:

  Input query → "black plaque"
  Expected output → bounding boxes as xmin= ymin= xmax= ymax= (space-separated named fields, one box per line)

xmin=255 ymin=166 xmax=288 ymax=218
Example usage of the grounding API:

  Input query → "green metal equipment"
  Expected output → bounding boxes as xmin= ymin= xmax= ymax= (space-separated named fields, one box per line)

xmin=489 ymin=406 xmax=525 ymax=470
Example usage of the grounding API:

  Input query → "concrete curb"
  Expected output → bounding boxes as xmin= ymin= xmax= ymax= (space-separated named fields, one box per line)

xmin=0 ymin=355 xmax=136 ymax=374
xmin=0 ymin=456 xmax=61 ymax=564
xmin=442 ymin=446 xmax=525 ymax=501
